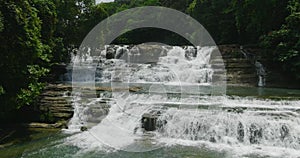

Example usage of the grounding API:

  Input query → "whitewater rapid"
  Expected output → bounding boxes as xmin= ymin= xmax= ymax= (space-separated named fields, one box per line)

xmin=62 ymin=44 xmax=300 ymax=157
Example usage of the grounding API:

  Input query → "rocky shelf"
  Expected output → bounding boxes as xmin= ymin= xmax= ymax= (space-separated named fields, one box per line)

xmin=38 ymin=84 xmax=74 ymax=125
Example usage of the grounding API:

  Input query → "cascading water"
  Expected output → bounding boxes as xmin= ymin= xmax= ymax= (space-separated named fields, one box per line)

xmin=96 ymin=45 xmax=214 ymax=84
xmin=255 ymin=61 xmax=267 ymax=87
xmin=63 ymin=44 xmax=300 ymax=157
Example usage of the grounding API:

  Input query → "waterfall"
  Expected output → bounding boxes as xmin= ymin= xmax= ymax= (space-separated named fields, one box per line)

xmin=255 ymin=61 xmax=267 ymax=87
xmin=65 ymin=44 xmax=219 ymax=131
xmin=64 ymin=45 xmax=217 ymax=85
xmin=63 ymin=44 xmax=300 ymax=157
xmin=240 ymin=46 xmax=267 ymax=87
xmin=50 ymin=44 xmax=300 ymax=157
xmin=157 ymin=104 xmax=300 ymax=149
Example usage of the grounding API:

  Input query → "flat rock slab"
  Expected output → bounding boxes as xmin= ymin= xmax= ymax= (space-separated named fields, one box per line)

xmin=24 ymin=122 xmax=66 ymax=129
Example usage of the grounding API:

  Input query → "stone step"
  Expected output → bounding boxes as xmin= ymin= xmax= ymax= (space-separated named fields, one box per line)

xmin=51 ymin=112 xmax=73 ymax=118
xmin=24 ymin=122 xmax=67 ymax=129
xmin=225 ymin=63 xmax=253 ymax=68
xmin=227 ymin=70 xmax=256 ymax=75
xmin=40 ymin=100 xmax=71 ymax=104
xmin=40 ymin=105 xmax=73 ymax=111
xmin=227 ymin=74 xmax=257 ymax=79
xmin=211 ymin=58 xmax=250 ymax=64
xmin=48 ymin=107 xmax=74 ymax=113
xmin=212 ymin=64 xmax=226 ymax=69
xmin=40 ymin=97 xmax=69 ymax=101
xmin=224 ymin=58 xmax=250 ymax=63
xmin=40 ymin=107 xmax=73 ymax=113
xmin=40 ymin=91 xmax=67 ymax=97
xmin=212 ymin=74 xmax=226 ymax=81
xmin=213 ymin=69 xmax=226 ymax=75
xmin=40 ymin=101 xmax=71 ymax=105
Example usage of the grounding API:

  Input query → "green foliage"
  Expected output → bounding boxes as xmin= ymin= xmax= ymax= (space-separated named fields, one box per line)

xmin=17 ymin=82 xmax=45 ymax=108
xmin=53 ymin=0 xmax=96 ymax=48
xmin=0 ymin=1 xmax=45 ymax=92
xmin=0 ymin=86 xmax=4 ymax=95
xmin=232 ymin=0 xmax=288 ymax=44
xmin=188 ymin=0 xmax=239 ymax=44
xmin=0 ymin=0 xmax=98 ymax=122
xmin=187 ymin=0 xmax=288 ymax=44
xmin=159 ymin=0 xmax=192 ymax=12
xmin=0 ymin=11 xmax=3 ymax=32
xmin=260 ymin=0 xmax=300 ymax=79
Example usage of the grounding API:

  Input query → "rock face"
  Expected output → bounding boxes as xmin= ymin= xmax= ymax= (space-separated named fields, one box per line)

xmin=218 ymin=44 xmax=300 ymax=88
xmin=218 ymin=45 xmax=258 ymax=86
xmin=38 ymin=84 xmax=73 ymax=124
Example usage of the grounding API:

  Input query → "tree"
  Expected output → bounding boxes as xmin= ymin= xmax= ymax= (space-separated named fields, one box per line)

xmin=231 ymin=0 xmax=288 ymax=44
xmin=260 ymin=0 xmax=300 ymax=80
xmin=0 ymin=0 xmax=50 ymax=120
xmin=188 ymin=0 xmax=239 ymax=44
xmin=160 ymin=0 xmax=192 ymax=12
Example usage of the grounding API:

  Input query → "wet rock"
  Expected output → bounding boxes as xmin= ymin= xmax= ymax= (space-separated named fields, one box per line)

xmin=116 ymin=47 xmax=126 ymax=59
xmin=237 ymin=122 xmax=244 ymax=142
xmin=249 ymin=124 xmax=263 ymax=144
xmin=142 ymin=113 xmax=158 ymax=131
xmin=106 ymin=47 xmax=116 ymax=59
xmin=227 ymin=107 xmax=244 ymax=113
xmin=209 ymin=137 xmax=216 ymax=143
xmin=38 ymin=84 xmax=74 ymax=124
xmin=25 ymin=122 xmax=66 ymax=129
xmin=280 ymin=125 xmax=289 ymax=140
xmin=80 ymin=126 xmax=88 ymax=132
xmin=184 ymin=46 xmax=197 ymax=60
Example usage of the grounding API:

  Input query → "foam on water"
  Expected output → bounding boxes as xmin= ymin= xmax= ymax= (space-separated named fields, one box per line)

xmin=64 ymin=92 xmax=300 ymax=157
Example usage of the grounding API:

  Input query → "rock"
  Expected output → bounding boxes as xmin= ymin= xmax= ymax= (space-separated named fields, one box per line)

xmin=209 ymin=137 xmax=216 ymax=143
xmin=80 ymin=126 xmax=88 ymax=132
xmin=142 ymin=113 xmax=158 ymax=131
xmin=216 ymin=45 xmax=259 ymax=86
xmin=249 ymin=124 xmax=263 ymax=144
xmin=237 ymin=122 xmax=244 ymax=142
xmin=184 ymin=46 xmax=197 ymax=60
xmin=280 ymin=125 xmax=289 ymax=140
xmin=25 ymin=122 xmax=66 ymax=129
xmin=52 ymin=112 xmax=73 ymax=118
xmin=38 ymin=84 xmax=74 ymax=124
xmin=106 ymin=46 xmax=116 ymax=59
xmin=116 ymin=47 xmax=126 ymax=59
